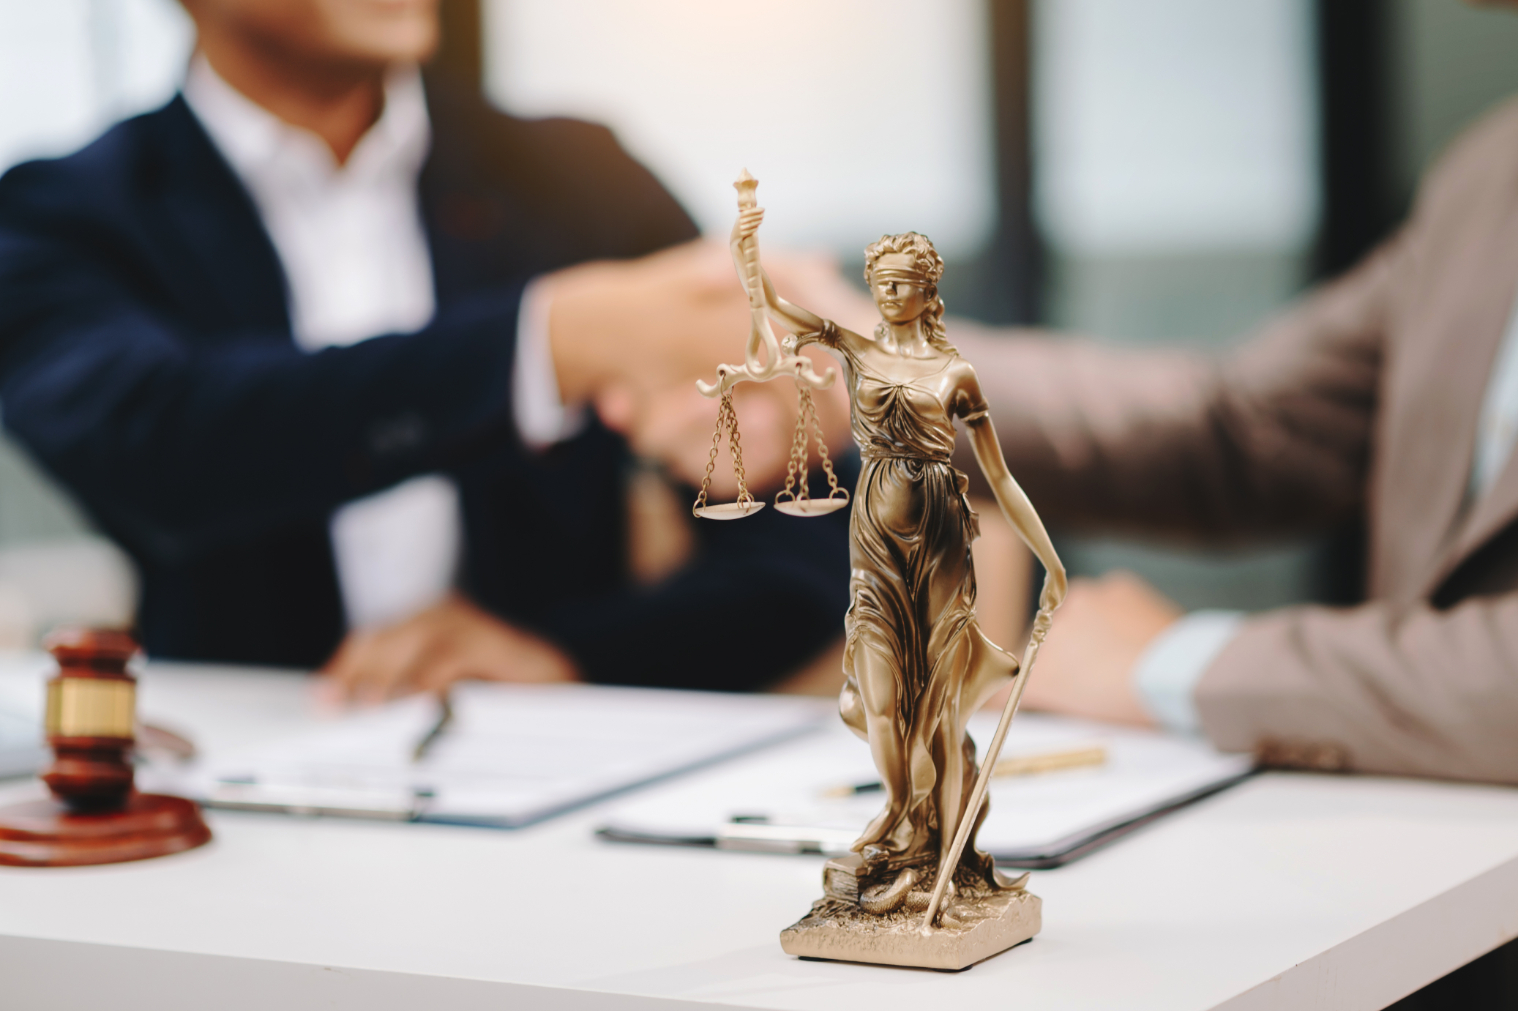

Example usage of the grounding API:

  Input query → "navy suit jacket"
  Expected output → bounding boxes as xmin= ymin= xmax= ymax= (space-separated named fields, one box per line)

xmin=0 ymin=78 xmax=852 ymax=688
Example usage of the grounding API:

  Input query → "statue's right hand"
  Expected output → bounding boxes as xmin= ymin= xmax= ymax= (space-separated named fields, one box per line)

xmin=731 ymin=206 xmax=765 ymax=247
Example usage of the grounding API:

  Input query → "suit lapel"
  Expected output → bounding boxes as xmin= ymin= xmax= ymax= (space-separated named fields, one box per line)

xmin=1427 ymin=439 xmax=1518 ymax=596
xmin=1412 ymin=214 xmax=1518 ymax=597
xmin=142 ymin=97 xmax=290 ymax=336
xmin=1373 ymin=207 xmax=1517 ymax=599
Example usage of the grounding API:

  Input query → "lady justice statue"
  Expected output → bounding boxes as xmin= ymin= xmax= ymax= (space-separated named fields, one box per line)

xmin=698 ymin=173 xmax=1066 ymax=970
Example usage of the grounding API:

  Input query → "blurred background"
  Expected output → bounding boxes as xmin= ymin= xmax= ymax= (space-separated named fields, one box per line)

xmin=3 ymin=0 xmax=1518 ymax=645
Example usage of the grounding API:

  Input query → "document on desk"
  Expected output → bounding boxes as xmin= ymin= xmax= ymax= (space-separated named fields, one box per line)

xmin=597 ymin=713 xmax=1254 ymax=868
xmin=177 ymin=683 xmax=832 ymax=828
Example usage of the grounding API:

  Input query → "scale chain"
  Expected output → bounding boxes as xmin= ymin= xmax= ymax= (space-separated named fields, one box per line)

xmin=692 ymin=375 xmax=845 ymax=519
xmin=692 ymin=391 xmax=732 ymax=517
xmin=806 ymin=387 xmax=847 ymax=503
xmin=726 ymin=393 xmax=755 ymax=508
xmin=777 ymin=387 xmax=812 ymax=507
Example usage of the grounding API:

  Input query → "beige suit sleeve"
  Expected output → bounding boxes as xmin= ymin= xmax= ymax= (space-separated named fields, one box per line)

xmin=1199 ymin=592 xmax=1518 ymax=783
xmin=956 ymin=98 xmax=1518 ymax=782
xmin=955 ymin=235 xmax=1399 ymax=542
xmin=960 ymin=234 xmax=1518 ymax=782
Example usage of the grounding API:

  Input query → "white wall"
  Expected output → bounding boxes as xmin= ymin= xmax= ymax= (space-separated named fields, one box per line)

xmin=484 ymin=0 xmax=998 ymax=259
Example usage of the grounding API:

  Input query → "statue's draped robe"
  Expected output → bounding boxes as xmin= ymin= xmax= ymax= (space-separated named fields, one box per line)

xmin=820 ymin=326 xmax=1020 ymax=871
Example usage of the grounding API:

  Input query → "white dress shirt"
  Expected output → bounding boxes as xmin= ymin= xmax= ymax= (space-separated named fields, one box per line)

xmin=1133 ymin=297 xmax=1518 ymax=734
xmin=183 ymin=56 xmax=578 ymax=631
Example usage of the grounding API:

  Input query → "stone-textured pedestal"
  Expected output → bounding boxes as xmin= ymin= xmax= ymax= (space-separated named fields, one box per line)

xmin=781 ymin=887 xmax=1040 ymax=970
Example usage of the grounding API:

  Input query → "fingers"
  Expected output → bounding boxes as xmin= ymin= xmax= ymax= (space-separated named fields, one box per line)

xmin=412 ymin=653 xmax=474 ymax=696
xmin=1088 ymin=569 xmax=1183 ymax=622
xmin=765 ymin=251 xmax=878 ymax=336
xmin=734 ymin=207 xmax=764 ymax=239
xmin=637 ymin=238 xmax=744 ymax=295
xmin=593 ymin=381 xmax=637 ymax=435
xmin=1017 ymin=572 xmax=1173 ymax=727
xmin=550 ymin=238 xmax=861 ymax=458
xmin=411 ymin=608 xmax=577 ymax=692
xmin=318 ymin=598 xmax=581 ymax=707
xmin=320 ymin=619 xmax=436 ymax=704
xmin=617 ymin=379 xmax=805 ymax=494
xmin=320 ymin=597 xmax=465 ymax=703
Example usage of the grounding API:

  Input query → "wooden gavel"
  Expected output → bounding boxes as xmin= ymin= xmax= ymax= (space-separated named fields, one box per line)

xmin=41 ymin=627 xmax=139 ymax=809
xmin=0 ymin=628 xmax=211 ymax=867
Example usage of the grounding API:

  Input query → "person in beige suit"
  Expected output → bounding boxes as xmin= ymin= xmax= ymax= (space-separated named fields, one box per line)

xmin=953 ymin=91 xmax=1518 ymax=785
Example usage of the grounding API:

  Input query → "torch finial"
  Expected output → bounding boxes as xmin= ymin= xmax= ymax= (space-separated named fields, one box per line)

xmin=734 ymin=169 xmax=759 ymax=208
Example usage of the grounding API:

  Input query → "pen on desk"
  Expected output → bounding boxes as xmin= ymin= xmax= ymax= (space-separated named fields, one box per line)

xmin=819 ymin=745 xmax=1108 ymax=797
xmin=993 ymin=745 xmax=1108 ymax=778
xmin=411 ymin=692 xmax=454 ymax=763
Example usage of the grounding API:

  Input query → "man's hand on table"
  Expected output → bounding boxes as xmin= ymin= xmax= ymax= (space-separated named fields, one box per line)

xmin=319 ymin=595 xmax=577 ymax=703
xmin=545 ymin=240 xmax=872 ymax=494
xmin=1014 ymin=570 xmax=1182 ymax=727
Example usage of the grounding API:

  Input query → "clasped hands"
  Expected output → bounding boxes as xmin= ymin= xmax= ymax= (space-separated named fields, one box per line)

xmin=547 ymin=237 xmax=868 ymax=497
xmin=319 ymin=238 xmax=874 ymax=702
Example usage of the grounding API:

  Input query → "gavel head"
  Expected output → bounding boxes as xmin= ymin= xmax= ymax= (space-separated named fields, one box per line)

xmin=40 ymin=628 xmax=139 ymax=811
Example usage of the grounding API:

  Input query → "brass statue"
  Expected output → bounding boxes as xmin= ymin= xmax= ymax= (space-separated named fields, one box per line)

xmin=697 ymin=173 xmax=1066 ymax=970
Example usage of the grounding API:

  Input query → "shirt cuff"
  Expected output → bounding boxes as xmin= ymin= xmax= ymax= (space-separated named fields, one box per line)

xmin=1133 ymin=610 xmax=1245 ymax=736
xmin=512 ymin=277 xmax=588 ymax=451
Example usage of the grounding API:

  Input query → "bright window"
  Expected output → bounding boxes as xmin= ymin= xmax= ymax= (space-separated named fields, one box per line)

xmin=1033 ymin=0 xmax=1319 ymax=255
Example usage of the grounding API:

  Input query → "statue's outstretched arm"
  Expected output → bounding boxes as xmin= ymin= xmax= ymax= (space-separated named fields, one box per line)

xmin=958 ymin=365 xmax=1066 ymax=610
xmin=969 ymin=415 xmax=1067 ymax=611
xmin=760 ymin=270 xmax=826 ymax=338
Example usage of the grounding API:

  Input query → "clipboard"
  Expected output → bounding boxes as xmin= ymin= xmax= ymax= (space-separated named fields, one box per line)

xmin=597 ymin=713 xmax=1255 ymax=869
xmin=174 ymin=683 xmax=833 ymax=829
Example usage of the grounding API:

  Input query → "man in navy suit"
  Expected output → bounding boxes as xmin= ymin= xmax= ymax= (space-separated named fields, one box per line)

xmin=0 ymin=0 xmax=852 ymax=695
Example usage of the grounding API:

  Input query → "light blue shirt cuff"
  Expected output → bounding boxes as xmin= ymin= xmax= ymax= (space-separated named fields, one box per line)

xmin=1133 ymin=610 xmax=1245 ymax=736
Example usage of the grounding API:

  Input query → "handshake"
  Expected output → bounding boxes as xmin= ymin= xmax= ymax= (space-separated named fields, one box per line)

xmin=320 ymin=239 xmax=877 ymax=704
xmin=541 ymin=238 xmax=876 ymax=497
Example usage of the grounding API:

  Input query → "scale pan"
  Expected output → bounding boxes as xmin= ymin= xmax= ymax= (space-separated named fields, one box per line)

xmin=774 ymin=498 xmax=850 ymax=517
xmin=693 ymin=502 xmax=766 ymax=520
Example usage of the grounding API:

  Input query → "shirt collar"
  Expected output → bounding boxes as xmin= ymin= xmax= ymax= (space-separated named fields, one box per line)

xmin=182 ymin=52 xmax=431 ymax=190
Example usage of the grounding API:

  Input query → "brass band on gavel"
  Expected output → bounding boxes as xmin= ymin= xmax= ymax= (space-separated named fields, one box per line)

xmin=45 ymin=677 xmax=135 ymax=740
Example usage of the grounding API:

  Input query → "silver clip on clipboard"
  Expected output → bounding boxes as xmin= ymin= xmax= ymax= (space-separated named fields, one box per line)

xmin=208 ymin=777 xmax=436 ymax=821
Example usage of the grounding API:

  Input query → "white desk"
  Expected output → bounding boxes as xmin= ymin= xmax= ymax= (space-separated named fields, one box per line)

xmin=1 ymin=660 xmax=1517 ymax=1011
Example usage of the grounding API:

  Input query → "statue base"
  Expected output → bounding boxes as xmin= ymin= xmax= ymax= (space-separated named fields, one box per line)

xmin=780 ymin=852 xmax=1041 ymax=970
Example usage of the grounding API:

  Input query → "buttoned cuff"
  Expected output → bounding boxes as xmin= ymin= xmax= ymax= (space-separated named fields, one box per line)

xmin=1133 ymin=610 xmax=1245 ymax=735
xmin=512 ymin=277 xmax=588 ymax=451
